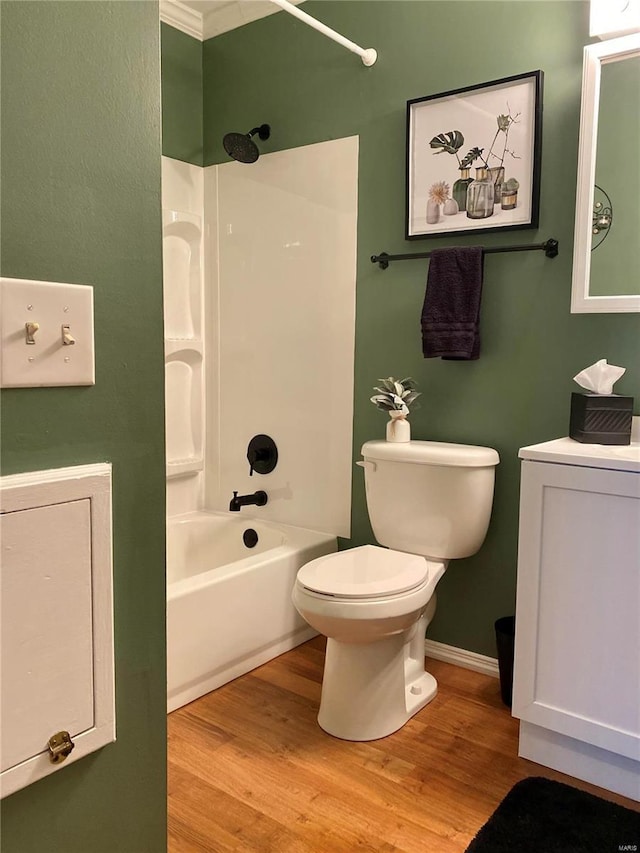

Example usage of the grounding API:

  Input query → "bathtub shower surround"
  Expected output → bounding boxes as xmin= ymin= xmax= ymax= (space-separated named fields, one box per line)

xmin=162 ymin=157 xmax=205 ymax=518
xmin=208 ymin=136 xmax=358 ymax=537
xmin=162 ymin=138 xmax=358 ymax=711
xmin=167 ymin=512 xmax=335 ymax=711
xmin=163 ymin=139 xmax=358 ymax=530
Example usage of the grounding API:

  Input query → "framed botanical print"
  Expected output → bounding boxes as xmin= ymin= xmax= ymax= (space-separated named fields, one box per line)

xmin=406 ymin=71 xmax=543 ymax=239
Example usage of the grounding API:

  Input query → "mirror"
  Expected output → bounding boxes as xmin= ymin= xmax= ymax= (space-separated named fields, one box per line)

xmin=571 ymin=32 xmax=640 ymax=313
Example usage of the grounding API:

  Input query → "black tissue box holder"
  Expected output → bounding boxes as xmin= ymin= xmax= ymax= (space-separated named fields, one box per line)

xmin=569 ymin=392 xmax=633 ymax=445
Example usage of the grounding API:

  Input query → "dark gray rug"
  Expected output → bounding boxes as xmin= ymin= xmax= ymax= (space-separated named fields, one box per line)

xmin=465 ymin=776 xmax=640 ymax=853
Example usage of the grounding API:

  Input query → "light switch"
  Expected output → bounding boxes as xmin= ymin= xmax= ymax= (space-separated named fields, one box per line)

xmin=0 ymin=277 xmax=95 ymax=387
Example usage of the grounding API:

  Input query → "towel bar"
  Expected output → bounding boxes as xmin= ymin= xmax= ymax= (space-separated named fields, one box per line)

xmin=371 ymin=238 xmax=559 ymax=269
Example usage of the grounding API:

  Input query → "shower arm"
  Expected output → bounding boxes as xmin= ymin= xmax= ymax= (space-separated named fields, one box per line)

xmin=267 ymin=0 xmax=377 ymax=66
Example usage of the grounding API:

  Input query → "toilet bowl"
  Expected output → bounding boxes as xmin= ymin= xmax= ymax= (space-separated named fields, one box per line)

xmin=292 ymin=439 xmax=499 ymax=741
xmin=293 ymin=545 xmax=445 ymax=740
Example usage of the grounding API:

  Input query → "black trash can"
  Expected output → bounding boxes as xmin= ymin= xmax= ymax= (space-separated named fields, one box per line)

xmin=494 ymin=616 xmax=515 ymax=707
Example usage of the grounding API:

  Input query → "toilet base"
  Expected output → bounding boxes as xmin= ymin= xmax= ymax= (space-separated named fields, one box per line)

xmin=317 ymin=612 xmax=438 ymax=741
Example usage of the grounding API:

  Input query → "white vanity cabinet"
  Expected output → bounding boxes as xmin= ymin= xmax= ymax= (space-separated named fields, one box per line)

xmin=512 ymin=437 xmax=640 ymax=801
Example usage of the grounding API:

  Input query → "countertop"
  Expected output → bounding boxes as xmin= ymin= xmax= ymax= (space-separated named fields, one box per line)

xmin=519 ymin=418 xmax=640 ymax=472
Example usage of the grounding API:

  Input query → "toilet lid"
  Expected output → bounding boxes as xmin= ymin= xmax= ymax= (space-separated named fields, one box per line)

xmin=297 ymin=545 xmax=429 ymax=599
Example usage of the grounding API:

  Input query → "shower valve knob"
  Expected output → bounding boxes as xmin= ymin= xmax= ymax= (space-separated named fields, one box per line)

xmin=247 ymin=435 xmax=278 ymax=476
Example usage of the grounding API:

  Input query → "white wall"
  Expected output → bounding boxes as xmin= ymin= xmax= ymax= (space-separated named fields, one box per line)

xmin=206 ymin=137 xmax=358 ymax=537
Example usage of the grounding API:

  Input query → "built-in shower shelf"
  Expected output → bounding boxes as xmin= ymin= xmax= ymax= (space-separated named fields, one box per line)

xmin=166 ymin=458 xmax=203 ymax=479
xmin=164 ymin=339 xmax=203 ymax=358
xmin=163 ymin=209 xmax=201 ymax=230
xmin=163 ymin=159 xmax=205 ymax=516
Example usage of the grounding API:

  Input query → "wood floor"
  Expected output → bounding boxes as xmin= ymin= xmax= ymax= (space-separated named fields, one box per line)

xmin=168 ymin=636 xmax=638 ymax=852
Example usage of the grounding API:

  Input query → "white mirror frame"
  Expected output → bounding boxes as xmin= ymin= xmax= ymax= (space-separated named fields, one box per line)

xmin=571 ymin=32 xmax=640 ymax=313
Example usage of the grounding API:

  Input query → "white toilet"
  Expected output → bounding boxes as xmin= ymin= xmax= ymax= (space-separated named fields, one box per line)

xmin=292 ymin=439 xmax=499 ymax=741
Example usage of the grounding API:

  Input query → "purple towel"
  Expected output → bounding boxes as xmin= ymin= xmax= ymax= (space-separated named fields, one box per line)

xmin=421 ymin=247 xmax=484 ymax=360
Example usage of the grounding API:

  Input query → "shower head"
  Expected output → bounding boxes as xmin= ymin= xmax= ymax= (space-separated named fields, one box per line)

xmin=223 ymin=124 xmax=271 ymax=163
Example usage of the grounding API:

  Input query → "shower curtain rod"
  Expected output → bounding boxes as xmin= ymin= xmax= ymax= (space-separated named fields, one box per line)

xmin=371 ymin=238 xmax=559 ymax=269
xmin=268 ymin=0 xmax=377 ymax=66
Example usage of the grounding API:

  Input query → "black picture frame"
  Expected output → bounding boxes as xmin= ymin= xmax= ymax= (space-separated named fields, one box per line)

xmin=406 ymin=70 xmax=543 ymax=240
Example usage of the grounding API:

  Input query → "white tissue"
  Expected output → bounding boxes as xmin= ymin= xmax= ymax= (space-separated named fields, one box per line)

xmin=573 ymin=358 xmax=626 ymax=395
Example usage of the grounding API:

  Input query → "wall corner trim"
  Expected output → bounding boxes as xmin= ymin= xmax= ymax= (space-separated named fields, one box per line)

xmin=424 ymin=639 xmax=500 ymax=678
xmin=160 ymin=0 xmax=203 ymax=41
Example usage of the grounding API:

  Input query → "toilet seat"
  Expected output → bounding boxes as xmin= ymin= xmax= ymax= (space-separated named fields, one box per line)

xmin=297 ymin=544 xmax=429 ymax=599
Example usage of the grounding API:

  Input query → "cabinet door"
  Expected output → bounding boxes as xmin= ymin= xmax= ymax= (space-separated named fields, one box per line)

xmin=513 ymin=460 xmax=640 ymax=761
xmin=1 ymin=500 xmax=95 ymax=772
xmin=0 ymin=464 xmax=114 ymax=798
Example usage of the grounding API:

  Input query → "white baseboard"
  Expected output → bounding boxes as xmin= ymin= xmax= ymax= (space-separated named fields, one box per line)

xmin=425 ymin=638 xmax=500 ymax=678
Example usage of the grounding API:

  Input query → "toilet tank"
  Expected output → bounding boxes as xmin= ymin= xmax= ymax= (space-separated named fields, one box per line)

xmin=360 ymin=440 xmax=499 ymax=559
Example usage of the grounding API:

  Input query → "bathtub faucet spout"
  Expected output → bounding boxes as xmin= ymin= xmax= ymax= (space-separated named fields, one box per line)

xmin=229 ymin=490 xmax=268 ymax=512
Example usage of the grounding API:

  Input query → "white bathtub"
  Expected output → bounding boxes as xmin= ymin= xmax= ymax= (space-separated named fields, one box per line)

xmin=167 ymin=511 xmax=336 ymax=712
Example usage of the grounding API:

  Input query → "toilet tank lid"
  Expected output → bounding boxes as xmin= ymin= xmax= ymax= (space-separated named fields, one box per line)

xmin=361 ymin=440 xmax=499 ymax=467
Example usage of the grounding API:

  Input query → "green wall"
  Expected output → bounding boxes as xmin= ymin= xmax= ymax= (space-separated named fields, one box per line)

xmin=1 ymin=3 xmax=166 ymax=851
xmin=161 ymin=22 xmax=203 ymax=166
xmin=202 ymin=1 xmax=640 ymax=656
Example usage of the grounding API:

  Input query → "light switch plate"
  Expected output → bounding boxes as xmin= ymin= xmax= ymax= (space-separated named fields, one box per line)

xmin=1 ymin=277 xmax=95 ymax=387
